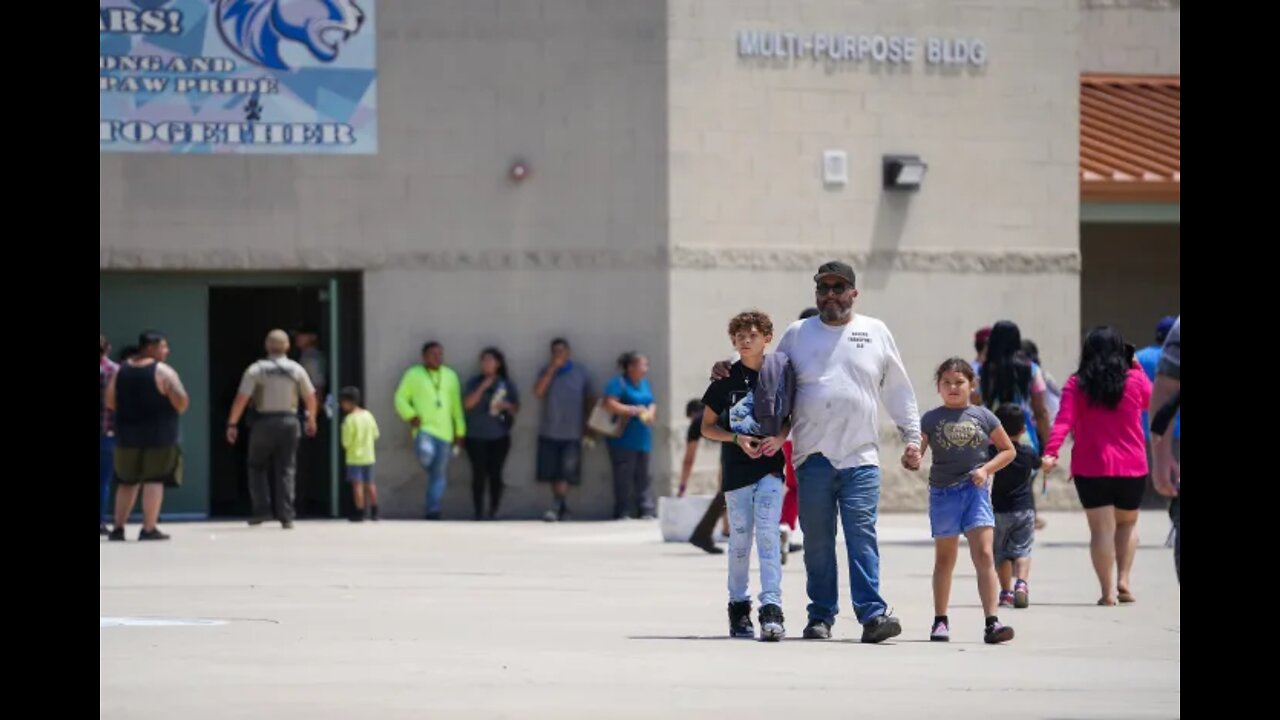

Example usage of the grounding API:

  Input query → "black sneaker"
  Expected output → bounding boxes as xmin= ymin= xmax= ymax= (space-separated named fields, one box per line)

xmin=248 ymin=517 xmax=268 ymax=527
xmin=861 ymin=613 xmax=902 ymax=644
xmin=759 ymin=604 xmax=785 ymax=641
xmin=138 ymin=528 xmax=170 ymax=541
xmin=100 ymin=524 xmax=110 ymax=536
xmin=370 ymin=505 xmax=379 ymax=521
xmin=349 ymin=511 xmax=364 ymax=523
xmin=802 ymin=619 xmax=831 ymax=640
xmin=689 ymin=536 xmax=724 ymax=555
xmin=108 ymin=527 xmax=126 ymax=542
xmin=728 ymin=601 xmax=754 ymax=639
xmin=281 ymin=520 xmax=294 ymax=530
xmin=424 ymin=512 xmax=442 ymax=521
xmin=984 ymin=621 xmax=1015 ymax=644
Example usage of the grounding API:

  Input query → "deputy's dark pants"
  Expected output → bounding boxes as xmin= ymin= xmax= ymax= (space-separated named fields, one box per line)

xmin=248 ymin=415 xmax=301 ymax=521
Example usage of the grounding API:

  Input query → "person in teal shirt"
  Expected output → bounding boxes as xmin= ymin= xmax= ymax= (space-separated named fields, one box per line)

xmin=603 ymin=351 xmax=657 ymax=520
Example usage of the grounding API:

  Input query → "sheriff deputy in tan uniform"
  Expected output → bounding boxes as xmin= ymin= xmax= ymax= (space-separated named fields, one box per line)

xmin=226 ymin=330 xmax=317 ymax=529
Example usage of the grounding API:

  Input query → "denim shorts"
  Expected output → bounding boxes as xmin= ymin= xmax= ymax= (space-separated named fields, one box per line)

xmin=346 ymin=464 xmax=375 ymax=484
xmin=536 ymin=437 xmax=582 ymax=485
xmin=928 ymin=481 xmax=995 ymax=538
xmin=994 ymin=509 xmax=1035 ymax=561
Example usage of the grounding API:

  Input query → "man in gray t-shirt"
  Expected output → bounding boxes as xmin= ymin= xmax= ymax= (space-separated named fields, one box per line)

xmin=532 ymin=338 xmax=595 ymax=521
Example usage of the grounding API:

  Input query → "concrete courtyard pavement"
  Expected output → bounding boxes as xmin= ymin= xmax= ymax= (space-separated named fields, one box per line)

xmin=100 ymin=510 xmax=1180 ymax=719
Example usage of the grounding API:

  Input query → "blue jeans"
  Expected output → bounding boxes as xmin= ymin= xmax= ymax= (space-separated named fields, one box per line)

xmin=796 ymin=455 xmax=887 ymax=625
xmin=725 ymin=474 xmax=785 ymax=607
xmin=100 ymin=434 xmax=115 ymax=524
xmin=416 ymin=432 xmax=453 ymax=515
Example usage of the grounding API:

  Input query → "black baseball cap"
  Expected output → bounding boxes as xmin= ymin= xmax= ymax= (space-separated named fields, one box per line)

xmin=814 ymin=261 xmax=856 ymax=287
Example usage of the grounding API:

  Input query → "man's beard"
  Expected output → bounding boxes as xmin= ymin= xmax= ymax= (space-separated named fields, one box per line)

xmin=820 ymin=301 xmax=851 ymax=322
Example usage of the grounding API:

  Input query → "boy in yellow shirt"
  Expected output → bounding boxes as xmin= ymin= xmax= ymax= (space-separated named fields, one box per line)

xmin=341 ymin=387 xmax=381 ymax=522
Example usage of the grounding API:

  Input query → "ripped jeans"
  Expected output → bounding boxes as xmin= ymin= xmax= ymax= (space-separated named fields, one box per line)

xmin=724 ymin=473 xmax=784 ymax=606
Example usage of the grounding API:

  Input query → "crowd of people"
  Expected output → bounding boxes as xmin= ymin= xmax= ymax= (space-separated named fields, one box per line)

xmin=100 ymin=261 xmax=1181 ymax=646
xmin=389 ymin=338 xmax=661 ymax=522
xmin=98 ymin=331 xmax=667 ymax=535
xmin=687 ymin=261 xmax=1180 ymax=643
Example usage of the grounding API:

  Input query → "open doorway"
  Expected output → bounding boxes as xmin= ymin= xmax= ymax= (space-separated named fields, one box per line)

xmin=208 ymin=285 xmax=332 ymax=518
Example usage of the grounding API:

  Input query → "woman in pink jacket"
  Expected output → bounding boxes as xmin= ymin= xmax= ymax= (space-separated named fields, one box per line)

xmin=1042 ymin=327 xmax=1152 ymax=606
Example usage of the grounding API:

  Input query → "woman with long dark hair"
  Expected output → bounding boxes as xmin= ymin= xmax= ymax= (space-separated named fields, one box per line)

xmin=1042 ymin=327 xmax=1152 ymax=605
xmin=1021 ymin=338 xmax=1061 ymax=424
xmin=603 ymin=351 xmax=657 ymax=520
xmin=976 ymin=321 xmax=1051 ymax=454
xmin=463 ymin=348 xmax=520 ymax=520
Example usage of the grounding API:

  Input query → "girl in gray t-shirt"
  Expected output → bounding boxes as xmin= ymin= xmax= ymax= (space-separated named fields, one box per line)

xmin=911 ymin=358 xmax=1017 ymax=645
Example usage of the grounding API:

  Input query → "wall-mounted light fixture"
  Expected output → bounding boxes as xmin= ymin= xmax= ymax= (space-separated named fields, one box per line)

xmin=882 ymin=154 xmax=927 ymax=191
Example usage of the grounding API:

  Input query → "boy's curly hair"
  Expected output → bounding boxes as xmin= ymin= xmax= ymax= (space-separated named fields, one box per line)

xmin=728 ymin=310 xmax=773 ymax=338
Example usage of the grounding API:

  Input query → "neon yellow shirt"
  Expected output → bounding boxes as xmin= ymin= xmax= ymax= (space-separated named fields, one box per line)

xmin=341 ymin=408 xmax=380 ymax=465
xmin=394 ymin=365 xmax=466 ymax=442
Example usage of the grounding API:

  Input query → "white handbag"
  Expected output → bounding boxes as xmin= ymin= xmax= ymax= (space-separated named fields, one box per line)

xmin=586 ymin=399 xmax=629 ymax=438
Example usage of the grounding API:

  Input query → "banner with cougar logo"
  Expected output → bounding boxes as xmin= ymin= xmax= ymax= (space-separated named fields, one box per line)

xmin=100 ymin=0 xmax=377 ymax=154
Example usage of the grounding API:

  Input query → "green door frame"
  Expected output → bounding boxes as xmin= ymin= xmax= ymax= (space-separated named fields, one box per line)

xmin=327 ymin=277 xmax=340 ymax=518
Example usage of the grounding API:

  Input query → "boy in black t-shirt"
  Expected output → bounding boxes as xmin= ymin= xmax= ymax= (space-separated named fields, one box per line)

xmin=990 ymin=404 xmax=1042 ymax=609
xmin=701 ymin=310 xmax=789 ymax=641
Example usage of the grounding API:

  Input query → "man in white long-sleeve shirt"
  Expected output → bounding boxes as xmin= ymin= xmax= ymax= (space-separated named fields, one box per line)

xmin=736 ymin=261 xmax=921 ymax=643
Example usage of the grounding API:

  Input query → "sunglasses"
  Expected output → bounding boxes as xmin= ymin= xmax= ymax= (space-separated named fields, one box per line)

xmin=815 ymin=282 xmax=850 ymax=296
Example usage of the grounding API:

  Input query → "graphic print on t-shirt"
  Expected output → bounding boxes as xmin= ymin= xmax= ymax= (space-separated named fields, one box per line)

xmin=934 ymin=417 xmax=986 ymax=450
xmin=849 ymin=330 xmax=873 ymax=348
xmin=701 ymin=361 xmax=784 ymax=492
xmin=728 ymin=389 xmax=760 ymax=436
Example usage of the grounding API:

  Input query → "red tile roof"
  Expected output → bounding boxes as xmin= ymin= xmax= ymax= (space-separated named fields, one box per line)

xmin=1080 ymin=75 xmax=1179 ymax=202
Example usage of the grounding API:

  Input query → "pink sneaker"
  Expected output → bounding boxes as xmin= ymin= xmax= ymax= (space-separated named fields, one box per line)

xmin=1014 ymin=580 xmax=1030 ymax=609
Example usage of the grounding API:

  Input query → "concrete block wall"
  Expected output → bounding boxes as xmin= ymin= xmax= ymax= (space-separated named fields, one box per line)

xmin=101 ymin=0 xmax=672 ymax=519
xmin=664 ymin=0 xmax=1083 ymax=509
xmin=103 ymin=0 xmax=1181 ymax=515
xmin=1080 ymin=0 xmax=1179 ymax=75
